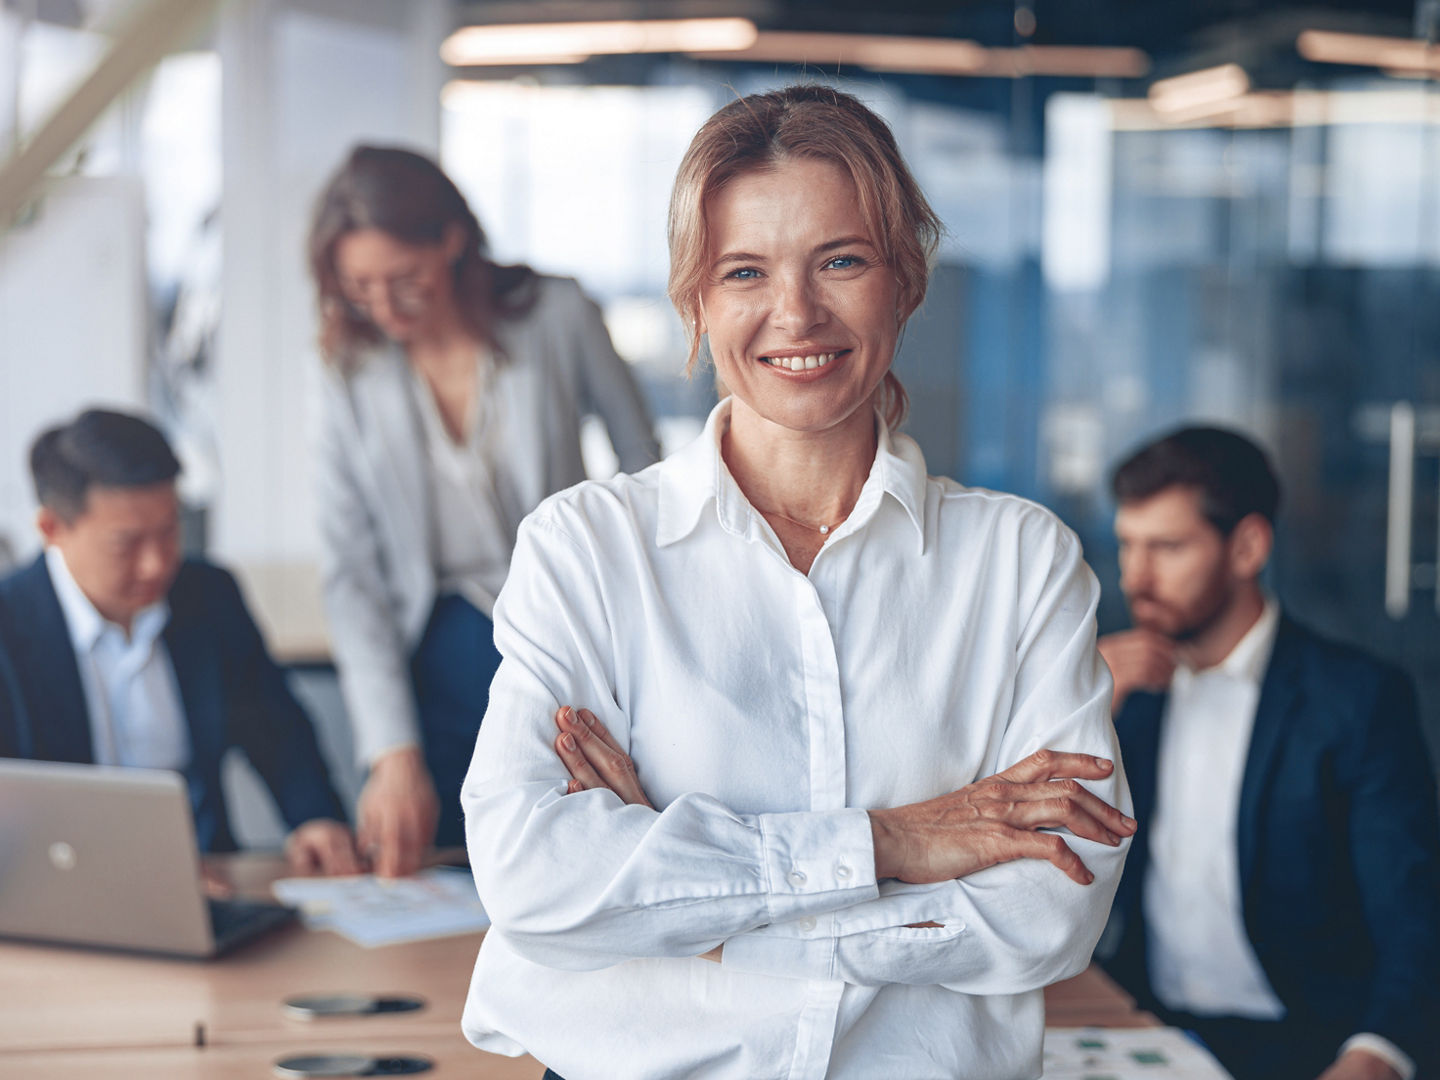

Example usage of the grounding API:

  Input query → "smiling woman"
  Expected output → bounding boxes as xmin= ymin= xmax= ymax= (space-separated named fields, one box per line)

xmin=459 ymin=85 xmax=1133 ymax=1080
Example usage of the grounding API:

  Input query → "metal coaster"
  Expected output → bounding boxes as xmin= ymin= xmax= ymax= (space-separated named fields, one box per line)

xmin=282 ymin=993 xmax=426 ymax=1019
xmin=271 ymin=1052 xmax=433 ymax=1077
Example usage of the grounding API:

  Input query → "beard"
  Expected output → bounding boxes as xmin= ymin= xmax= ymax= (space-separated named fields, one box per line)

xmin=1126 ymin=568 xmax=1233 ymax=642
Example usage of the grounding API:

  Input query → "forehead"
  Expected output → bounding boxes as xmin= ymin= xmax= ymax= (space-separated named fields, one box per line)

xmin=78 ymin=483 xmax=179 ymax=532
xmin=333 ymin=228 xmax=434 ymax=277
xmin=705 ymin=158 xmax=870 ymax=251
xmin=1114 ymin=485 xmax=1212 ymax=537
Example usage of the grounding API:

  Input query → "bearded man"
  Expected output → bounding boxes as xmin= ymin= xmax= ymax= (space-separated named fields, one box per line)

xmin=1097 ymin=426 xmax=1440 ymax=1080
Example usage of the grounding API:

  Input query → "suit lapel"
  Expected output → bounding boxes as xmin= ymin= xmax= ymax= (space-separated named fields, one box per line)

xmin=1116 ymin=690 xmax=1166 ymax=828
xmin=352 ymin=352 xmax=431 ymax=569
xmin=1236 ymin=615 xmax=1304 ymax=893
xmin=14 ymin=557 xmax=95 ymax=762
xmin=161 ymin=584 xmax=224 ymax=781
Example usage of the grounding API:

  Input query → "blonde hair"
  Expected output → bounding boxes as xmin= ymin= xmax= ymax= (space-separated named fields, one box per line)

xmin=667 ymin=85 xmax=942 ymax=429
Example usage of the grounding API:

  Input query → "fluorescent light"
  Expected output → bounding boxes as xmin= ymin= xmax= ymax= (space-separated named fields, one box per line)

xmin=1297 ymin=29 xmax=1440 ymax=73
xmin=688 ymin=31 xmax=988 ymax=74
xmin=1109 ymin=87 xmax=1440 ymax=131
xmin=442 ymin=18 xmax=758 ymax=66
xmin=985 ymin=46 xmax=1149 ymax=78
xmin=688 ymin=33 xmax=1148 ymax=79
xmin=1148 ymin=62 xmax=1250 ymax=118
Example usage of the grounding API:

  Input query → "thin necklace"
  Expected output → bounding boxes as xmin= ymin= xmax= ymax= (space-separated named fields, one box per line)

xmin=756 ymin=505 xmax=845 ymax=536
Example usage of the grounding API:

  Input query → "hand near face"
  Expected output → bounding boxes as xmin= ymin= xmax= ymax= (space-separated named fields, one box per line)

xmin=356 ymin=747 xmax=440 ymax=878
xmin=1097 ymin=629 xmax=1178 ymax=713
xmin=284 ymin=819 xmax=363 ymax=877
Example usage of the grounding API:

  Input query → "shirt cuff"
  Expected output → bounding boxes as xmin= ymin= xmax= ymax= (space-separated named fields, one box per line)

xmin=754 ymin=807 xmax=877 ymax=924
xmin=1338 ymin=1034 xmax=1415 ymax=1080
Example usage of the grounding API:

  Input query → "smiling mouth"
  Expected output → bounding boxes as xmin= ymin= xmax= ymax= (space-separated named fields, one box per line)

xmin=759 ymin=350 xmax=846 ymax=372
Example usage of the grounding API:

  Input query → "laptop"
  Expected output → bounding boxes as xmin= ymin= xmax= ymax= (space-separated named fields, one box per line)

xmin=0 ymin=758 xmax=295 ymax=958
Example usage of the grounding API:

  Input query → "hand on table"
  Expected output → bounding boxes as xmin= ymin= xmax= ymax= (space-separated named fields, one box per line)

xmin=1315 ymin=1049 xmax=1403 ymax=1080
xmin=868 ymin=749 xmax=1134 ymax=886
xmin=284 ymin=818 xmax=363 ymax=876
xmin=357 ymin=746 xmax=439 ymax=878
xmin=1096 ymin=629 xmax=1177 ymax=712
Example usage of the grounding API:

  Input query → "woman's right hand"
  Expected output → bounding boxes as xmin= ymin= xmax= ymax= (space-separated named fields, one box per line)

xmin=868 ymin=750 xmax=1134 ymax=886
xmin=357 ymin=746 xmax=441 ymax=877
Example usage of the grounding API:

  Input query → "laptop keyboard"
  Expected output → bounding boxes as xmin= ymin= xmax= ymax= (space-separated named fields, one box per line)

xmin=207 ymin=896 xmax=294 ymax=949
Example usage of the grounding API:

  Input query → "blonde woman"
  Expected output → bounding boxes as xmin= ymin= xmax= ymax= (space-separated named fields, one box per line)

xmin=462 ymin=87 xmax=1133 ymax=1079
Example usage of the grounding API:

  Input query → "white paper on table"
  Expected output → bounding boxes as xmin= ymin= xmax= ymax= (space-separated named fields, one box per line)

xmin=271 ymin=866 xmax=489 ymax=947
xmin=1042 ymin=1026 xmax=1234 ymax=1079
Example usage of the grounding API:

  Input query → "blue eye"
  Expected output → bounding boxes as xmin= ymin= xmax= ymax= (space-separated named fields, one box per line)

xmin=825 ymin=255 xmax=864 ymax=270
xmin=726 ymin=267 xmax=760 ymax=280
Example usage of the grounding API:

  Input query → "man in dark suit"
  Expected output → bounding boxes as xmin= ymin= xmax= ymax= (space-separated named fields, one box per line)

xmin=1098 ymin=426 xmax=1440 ymax=1080
xmin=0 ymin=408 xmax=359 ymax=874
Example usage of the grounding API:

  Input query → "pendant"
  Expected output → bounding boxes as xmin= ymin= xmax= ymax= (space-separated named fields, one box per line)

xmin=819 ymin=524 xmax=830 ymax=534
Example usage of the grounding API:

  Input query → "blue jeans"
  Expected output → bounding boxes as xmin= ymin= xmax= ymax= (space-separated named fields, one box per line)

xmin=409 ymin=593 xmax=503 ymax=848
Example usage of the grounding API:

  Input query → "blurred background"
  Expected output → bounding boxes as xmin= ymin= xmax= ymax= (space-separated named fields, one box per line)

xmin=2 ymin=0 xmax=1437 ymax=838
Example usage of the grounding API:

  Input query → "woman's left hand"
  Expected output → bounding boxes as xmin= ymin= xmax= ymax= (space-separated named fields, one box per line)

xmin=553 ymin=706 xmax=653 ymax=808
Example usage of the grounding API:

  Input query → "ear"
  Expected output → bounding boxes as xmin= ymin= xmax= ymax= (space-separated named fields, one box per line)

xmin=36 ymin=505 xmax=66 ymax=546
xmin=1227 ymin=513 xmax=1272 ymax=581
xmin=440 ymin=222 xmax=467 ymax=264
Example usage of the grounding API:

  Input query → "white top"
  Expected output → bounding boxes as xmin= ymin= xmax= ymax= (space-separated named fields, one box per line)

xmin=409 ymin=356 xmax=520 ymax=618
xmin=461 ymin=399 xmax=1130 ymax=1080
xmin=1144 ymin=599 xmax=1413 ymax=1079
xmin=45 ymin=546 xmax=188 ymax=771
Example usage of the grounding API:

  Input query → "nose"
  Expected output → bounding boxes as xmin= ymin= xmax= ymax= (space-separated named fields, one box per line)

xmin=1120 ymin=548 xmax=1152 ymax=594
xmin=136 ymin=541 xmax=174 ymax=585
xmin=771 ymin=273 xmax=824 ymax=336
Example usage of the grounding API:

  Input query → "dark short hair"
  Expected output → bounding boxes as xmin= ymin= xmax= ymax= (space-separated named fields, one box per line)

xmin=29 ymin=409 xmax=181 ymax=521
xmin=1111 ymin=425 xmax=1280 ymax=535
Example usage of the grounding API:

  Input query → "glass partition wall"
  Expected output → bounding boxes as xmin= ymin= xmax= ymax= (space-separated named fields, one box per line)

xmin=441 ymin=58 xmax=1440 ymax=755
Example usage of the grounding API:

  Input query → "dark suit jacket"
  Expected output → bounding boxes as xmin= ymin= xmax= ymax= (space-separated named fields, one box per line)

xmin=0 ymin=554 xmax=345 ymax=851
xmin=1104 ymin=614 xmax=1440 ymax=1069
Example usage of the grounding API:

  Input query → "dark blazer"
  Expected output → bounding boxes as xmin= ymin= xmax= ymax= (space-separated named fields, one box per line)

xmin=0 ymin=554 xmax=345 ymax=851
xmin=1104 ymin=614 xmax=1440 ymax=1071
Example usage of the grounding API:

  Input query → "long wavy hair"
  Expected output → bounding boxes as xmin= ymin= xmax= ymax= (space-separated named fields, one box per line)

xmin=667 ymin=85 xmax=942 ymax=429
xmin=308 ymin=145 xmax=538 ymax=369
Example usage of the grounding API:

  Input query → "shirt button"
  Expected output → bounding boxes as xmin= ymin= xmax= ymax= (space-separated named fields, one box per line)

xmin=835 ymin=863 xmax=852 ymax=880
xmin=799 ymin=916 xmax=817 ymax=932
xmin=787 ymin=869 xmax=807 ymax=888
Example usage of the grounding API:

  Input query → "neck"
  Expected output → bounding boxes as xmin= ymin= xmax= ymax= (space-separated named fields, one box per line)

xmin=721 ymin=399 xmax=877 ymax=530
xmin=1180 ymin=583 xmax=1266 ymax=671
xmin=404 ymin=304 xmax=480 ymax=373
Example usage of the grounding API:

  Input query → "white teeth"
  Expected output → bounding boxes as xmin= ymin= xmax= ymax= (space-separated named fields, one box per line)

xmin=764 ymin=352 xmax=838 ymax=371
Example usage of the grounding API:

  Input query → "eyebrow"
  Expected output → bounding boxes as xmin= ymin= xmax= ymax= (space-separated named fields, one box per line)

xmin=710 ymin=235 xmax=878 ymax=271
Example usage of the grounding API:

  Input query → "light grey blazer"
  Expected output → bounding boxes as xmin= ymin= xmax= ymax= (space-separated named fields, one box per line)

xmin=313 ymin=275 xmax=661 ymax=767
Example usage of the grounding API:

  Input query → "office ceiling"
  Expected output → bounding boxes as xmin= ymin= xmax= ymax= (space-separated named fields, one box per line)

xmin=452 ymin=0 xmax=1425 ymax=85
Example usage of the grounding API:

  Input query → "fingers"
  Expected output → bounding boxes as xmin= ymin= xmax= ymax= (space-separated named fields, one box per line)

xmin=995 ymin=748 xmax=1117 ymax=785
xmin=1011 ymin=829 xmax=1095 ymax=885
xmin=552 ymin=706 xmax=654 ymax=808
xmin=555 ymin=727 xmax=610 ymax=793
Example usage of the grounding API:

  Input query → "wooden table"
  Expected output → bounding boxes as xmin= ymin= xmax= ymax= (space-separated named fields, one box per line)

xmin=0 ymin=854 xmax=1153 ymax=1075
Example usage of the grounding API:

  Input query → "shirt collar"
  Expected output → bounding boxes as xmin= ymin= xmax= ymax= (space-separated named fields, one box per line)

xmin=44 ymin=545 xmax=170 ymax=654
xmin=1217 ymin=594 xmax=1280 ymax=685
xmin=655 ymin=396 xmax=928 ymax=552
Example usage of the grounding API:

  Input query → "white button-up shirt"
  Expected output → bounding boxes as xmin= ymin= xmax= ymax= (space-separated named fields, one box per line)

xmin=461 ymin=400 xmax=1130 ymax=1080
xmin=46 ymin=546 xmax=188 ymax=770
xmin=1144 ymin=598 xmax=1414 ymax=1079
